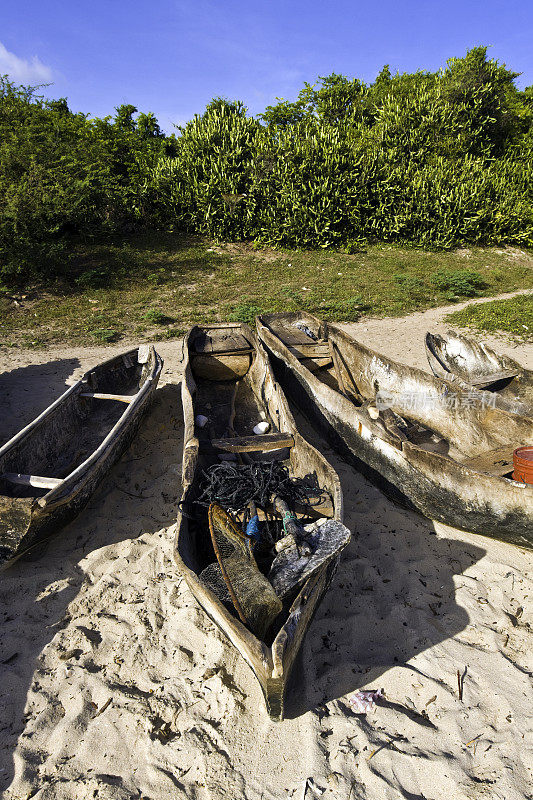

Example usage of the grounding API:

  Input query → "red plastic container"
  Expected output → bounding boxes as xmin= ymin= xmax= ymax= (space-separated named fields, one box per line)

xmin=512 ymin=446 xmax=533 ymax=485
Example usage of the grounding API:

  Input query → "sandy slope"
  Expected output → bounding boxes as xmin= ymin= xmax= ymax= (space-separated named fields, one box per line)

xmin=0 ymin=303 xmax=531 ymax=800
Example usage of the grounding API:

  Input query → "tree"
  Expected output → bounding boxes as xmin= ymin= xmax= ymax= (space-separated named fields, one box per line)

xmin=440 ymin=46 xmax=521 ymax=152
xmin=261 ymin=74 xmax=367 ymax=126
xmin=136 ymin=111 xmax=163 ymax=139
xmin=114 ymin=103 xmax=138 ymax=131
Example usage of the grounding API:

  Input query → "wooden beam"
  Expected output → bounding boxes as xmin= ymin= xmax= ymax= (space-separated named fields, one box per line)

xmin=192 ymin=347 xmax=254 ymax=358
xmin=251 ymin=495 xmax=334 ymax=521
xmin=469 ymin=370 xmax=519 ymax=388
xmin=193 ymin=331 xmax=252 ymax=355
xmin=288 ymin=343 xmax=330 ymax=360
xmin=328 ymin=340 xmax=348 ymax=394
xmin=293 ymin=496 xmax=334 ymax=519
xmin=328 ymin=340 xmax=364 ymax=404
xmin=262 ymin=495 xmax=334 ymax=519
xmin=137 ymin=344 xmax=150 ymax=364
xmin=2 ymin=473 xmax=63 ymax=490
xmin=211 ymin=432 xmax=295 ymax=453
xmin=81 ymin=392 xmax=134 ymax=403
xmin=300 ymin=356 xmax=333 ymax=373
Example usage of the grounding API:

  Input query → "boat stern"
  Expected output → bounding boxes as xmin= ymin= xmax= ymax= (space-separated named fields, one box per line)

xmin=0 ymin=495 xmax=34 ymax=566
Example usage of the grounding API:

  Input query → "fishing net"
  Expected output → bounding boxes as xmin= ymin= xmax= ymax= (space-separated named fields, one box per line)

xmin=195 ymin=461 xmax=327 ymax=517
xmin=199 ymin=503 xmax=282 ymax=639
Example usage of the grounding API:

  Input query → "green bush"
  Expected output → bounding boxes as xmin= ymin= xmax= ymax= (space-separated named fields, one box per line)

xmin=2 ymin=45 xmax=533 ymax=287
xmin=393 ymin=274 xmax=426 ymax=297
xmin=90 ymin=328 xmax=120 ymax=343
xmin=430 ymin=268 xmax=488 ymax=298
xmin=0 ymin=79 xmax=171 ymax=283
xmin=142 ymin=308 xmax=173 ymax=324
xmin=143 ymin=48 xmax=532 ymax=253
xmin=228 ymin=300 xmax=264 ymax=324
xmin=75 ymin=269 xmax=110 ymax=288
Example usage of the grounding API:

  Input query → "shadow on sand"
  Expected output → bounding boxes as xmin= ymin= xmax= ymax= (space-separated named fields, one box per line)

xmin=283 ymin=411 xmax=485 ymax=720
xmin=0 ymin=357 xmax=82 ymax=446
xmin=0 ymin=382 xmax=183 ymax=793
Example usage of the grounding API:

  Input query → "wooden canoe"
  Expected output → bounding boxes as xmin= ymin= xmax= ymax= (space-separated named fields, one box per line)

xmin=257 ymin=312 xmax=533 ymax=549
xmin=0 ymin=345 xmax=163 ymax=566
xmin=425 ymin=330 xmax=532 ymax=416
xmin=176 ymin=323 xmax=350 ymax=720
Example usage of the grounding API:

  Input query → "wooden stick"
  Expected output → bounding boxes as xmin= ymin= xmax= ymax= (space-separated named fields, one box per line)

xmin=80 ymin=393 xmax=135 ymax=403
xmin=329 ymin=340 xmax=364 ymax=404
xmin=2 ymin=473 xmax=63 ymax=490
xmin=211 ymin=433 xmax=294 ymax=453
xmin=328 ymin=340 xmax=348 ymax=395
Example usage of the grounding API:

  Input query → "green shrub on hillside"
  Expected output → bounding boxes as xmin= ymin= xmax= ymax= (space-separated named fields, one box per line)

xmin=0 ymin=79 xmax=173 ymax=283
xmin=143 ymin=48 xmax=532 ymax=252
xmin=1 ymin=45 xmax=533 ymax=285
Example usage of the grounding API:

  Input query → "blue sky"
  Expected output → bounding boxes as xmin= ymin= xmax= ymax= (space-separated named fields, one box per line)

xmin=1 ymin=0 xmax=532 ymax=132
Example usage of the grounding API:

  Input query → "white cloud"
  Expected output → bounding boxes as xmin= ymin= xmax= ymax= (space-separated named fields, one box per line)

xmin=0 ymin=42 xmax=53 ymax=84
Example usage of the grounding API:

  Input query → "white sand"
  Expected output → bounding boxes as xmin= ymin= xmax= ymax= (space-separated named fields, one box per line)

xmin=0 ymin=300 xmax=531 ymax=800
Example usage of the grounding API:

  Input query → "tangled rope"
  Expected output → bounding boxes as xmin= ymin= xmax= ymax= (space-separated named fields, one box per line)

xmin=195 ymin=461 xmax=326 ymax=515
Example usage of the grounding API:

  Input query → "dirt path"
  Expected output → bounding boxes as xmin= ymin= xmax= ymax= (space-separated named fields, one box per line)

xmin=342 ymin=289 xmax=532 ymax=370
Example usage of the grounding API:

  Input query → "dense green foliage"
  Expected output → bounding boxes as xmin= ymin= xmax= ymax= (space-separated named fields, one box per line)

xmin=0 ymin=81 xmax=175 ymax=281
xmin=1 ymin=46 xmax=532 ymax=284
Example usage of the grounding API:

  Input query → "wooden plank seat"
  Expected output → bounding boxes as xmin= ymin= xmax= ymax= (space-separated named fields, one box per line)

xmin=211 ymin=432 xmax=295 ymax=453
xmin=2 ymin=473 xmax=63 ymax=490
xmin=469 ymin=369 xmax=520 ymax=388
xmin=266 ymin=318 xmax=320 ymax=347
xmin=80 ymin=392 xmax=136 ymax=403
xmin=291 ymin=495 xmax=334 ymax=519
xmin=288 ymin=342 xmax=331 ymax=360
xmin=193 ymin=330 xmax=253 ymax=356
xmin=462 ymin=445 xmax=516 ymax=477
xmin=300 ymin=356 xmax=333 ymax=373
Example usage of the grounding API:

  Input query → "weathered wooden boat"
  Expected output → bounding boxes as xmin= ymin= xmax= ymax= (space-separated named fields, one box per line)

xmin=176 ymin=323 xmax=351 ymax=719
xmin=0 ymin=345 xmax=162 ymax=566
xmin=425 ymin=330 xmax=533 ymax=416
xmin=257 ymin=312 xmax=533 ymax=549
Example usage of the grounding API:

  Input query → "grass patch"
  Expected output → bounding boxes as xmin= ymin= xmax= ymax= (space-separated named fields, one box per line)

xmin=446 ymin=293 xmax=533 ymax=341
xmin=142 ymin=308 xmax=175 ymax=324
xmin=1 ymin=232 xmax=532 ymax=347
xmin=429 ymin=268 xmax=488 ymax=299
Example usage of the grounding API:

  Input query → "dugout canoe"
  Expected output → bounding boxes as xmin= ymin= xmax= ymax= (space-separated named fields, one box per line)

xmin=257 ymin=312 xmax=533 ymax=549
xmin=0 ymin=345 xmax=162 ymax=566
xmin=425 ymin=330 xmax=533 ymax=417
xmin=176 ymin=323 xmax=350 ymax=720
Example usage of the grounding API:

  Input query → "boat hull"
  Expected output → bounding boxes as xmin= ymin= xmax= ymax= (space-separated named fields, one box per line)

xmin=175 ymin=323 xmax=349 ymax=719
xmin=425 ymin=330 xmax=533 ymax=416
xmin=257 ymin=315 xmax=532 ymax=549
xmin=0 ymin=347 xmax=162 ymax=565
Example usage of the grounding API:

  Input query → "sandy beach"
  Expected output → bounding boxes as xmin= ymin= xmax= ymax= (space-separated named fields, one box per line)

xmin=0 ymin=298 xmax=531 ymax=800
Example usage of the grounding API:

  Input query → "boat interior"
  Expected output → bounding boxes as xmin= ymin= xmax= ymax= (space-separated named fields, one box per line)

xmin=260 ymin=313 xmax=532 ymax=480
xmin=426 ymin=331 xmax=532 ymax=409
xmin=182 ymin=326 xmax=340 ymax=639
xmin=0 ymin=348 xmax=153 ymax=501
